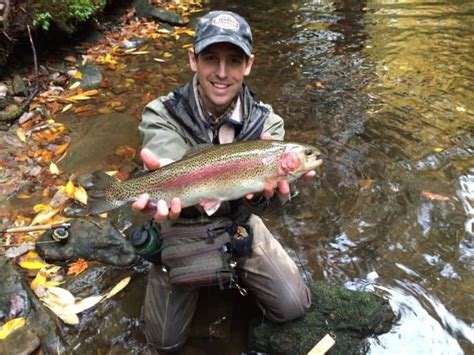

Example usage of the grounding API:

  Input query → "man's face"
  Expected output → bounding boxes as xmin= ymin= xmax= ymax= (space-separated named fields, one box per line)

xmin=188 ymin=42 xmax=254 ymax=115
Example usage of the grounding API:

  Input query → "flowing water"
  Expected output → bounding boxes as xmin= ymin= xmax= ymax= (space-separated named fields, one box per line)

xmin=8 ymin=0 xmax=473 ymax=353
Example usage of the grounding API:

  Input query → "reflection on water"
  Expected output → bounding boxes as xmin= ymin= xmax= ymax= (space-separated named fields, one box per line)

xmin=225 ymin=0 xmax=473 ymax=353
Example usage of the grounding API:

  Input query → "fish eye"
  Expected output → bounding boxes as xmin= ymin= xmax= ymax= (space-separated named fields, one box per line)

xmin=304 ymin=149 xmax=313 ymax=156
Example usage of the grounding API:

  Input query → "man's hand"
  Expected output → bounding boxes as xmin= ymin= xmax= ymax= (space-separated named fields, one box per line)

xmin=245 ymin=133 xmax=316 ymax=201
xmin=131 ymin=148 xmax=182 ymax=223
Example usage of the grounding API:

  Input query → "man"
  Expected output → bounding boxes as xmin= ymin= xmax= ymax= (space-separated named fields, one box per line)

xmin=132 ymin=11 xmax=315 ymax=351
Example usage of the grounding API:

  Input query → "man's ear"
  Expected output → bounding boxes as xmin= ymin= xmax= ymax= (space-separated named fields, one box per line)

xmin=244 ymin=54 xmax=255 ymax=76
xmin=188 ymin=48 xmax=198 ymax=72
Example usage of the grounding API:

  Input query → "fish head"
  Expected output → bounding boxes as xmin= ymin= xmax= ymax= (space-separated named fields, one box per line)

xmin=279 ymin=143 xmax=323 ymax=178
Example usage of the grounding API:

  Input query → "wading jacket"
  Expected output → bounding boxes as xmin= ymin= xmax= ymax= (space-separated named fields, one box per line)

xmin=138 ymin=76 xmax=285 ymax=219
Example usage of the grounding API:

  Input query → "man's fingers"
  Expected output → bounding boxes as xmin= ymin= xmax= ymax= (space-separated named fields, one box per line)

xmin=277 ymin=180 xmax=290 ymax=196
xmin=154 ymin=200 xmax=169 ymax=223
xmin=260 ymin=132 xmax=272 ymax=141
xmin=303 ymin=170 xmax=316 ymax=180
xmin=140 ymin=148 xmax=161 ymax=171
xmin=132 ymin=193 xmax=150 ymax=211
xmin=168 ymin=198 xmax=182 ymax=220
xmin=262 ymin=183 xmax=275 ymax=199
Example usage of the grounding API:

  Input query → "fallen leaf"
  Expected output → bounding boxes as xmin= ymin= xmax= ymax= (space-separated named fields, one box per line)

xmin=49 ymin=162 xmax=60 ymax=175
xmin=61 ymin=103 xmax=73 ymax=113
xmin=64 ymin=180 xmax=75 ymax=198
xmin=33 ymin=203 xmax=51 ymax=213
xmin=18 ymin=251 xmax=49 ymax=270
xmin=67 ymin=295 xmax=104 ymax=314
xmin=30 ymin=208 xmax=60 ymax=226
xmin=73 ymin=185 xmax=88 ymax=205
xmin=5 ymin=243 xmax=30 ymax=258
xmin=315 ymin=80 xmax=325 ymax=89
xmin=421 ymin=191 xmax=450 ymax=201
xmin=104 ymin=276 xmax=131 ymax=300
xmin=46 ymin=286 xmax=76 ymax=306
xmin=67 ymin=258 xmax=88 ymax=276
xmin=68 ymin=82 xmax=81 ymax=90
xmin=43 ymin=302 xmax=79 ymax=325
xmin=31 ymin=268 xmax=47 ymax=290
xmin=16 ymin=128 xmax=26 ymax=142
xmin=0 ymin=317 xmax=26 ymax=340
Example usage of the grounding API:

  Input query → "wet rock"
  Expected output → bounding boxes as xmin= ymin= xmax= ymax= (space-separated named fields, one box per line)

xmin=35 ymin=217 xmax=139 ymax=266
xmin=135 ymin=0 xmax=185 ymax=25
xmin=0 ymin=257 xmax=68 ymax=354
xmin=12 ymin=74 xmax=27 ymax=96
xmin=76 ymin=61 xmax=102 ymax=90
xmin=248 ymin=281 xmax=395 ymax=354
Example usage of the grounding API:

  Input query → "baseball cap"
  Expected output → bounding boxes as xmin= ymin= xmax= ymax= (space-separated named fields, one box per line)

xmin=193 ymin=11 xmax=253 ymax=57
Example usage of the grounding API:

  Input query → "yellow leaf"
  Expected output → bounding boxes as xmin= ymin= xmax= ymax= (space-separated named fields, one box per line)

xmin=16 ymin=128 xmax=26 ymax=142
xmin=61 ymin=103 xmax=73 ymax=113
xmin=31 ymin=269 xmax=47 ymax=290
xmin=65 ymin=93 xmax=92 ymax=101
xmin=82 ymin=89 xmax=99 ymax=96
xmin=19 ymin=251 xmax=49 ymax=270
xmin=182 ymin=43 xmax=193 ymax=49
xmin=73 ymin=185 xmax=88 ymax=205
xmin=104 ymin=276 xmax=131 ymax=300
xmin=68 ymin=81 xmax=81 ymax=90
xmin=16 ymin=193 xmax=31 ymax=199
xmin=73 ymin=71 xmax=82 ymax=79
xmin=163 ymin=52 xmax=173 ymax=58
xmin=65 ymin=181 xmax=75 ymax=198
xmin=0 ymin=317 xmax=26 ymax=340
xmin=33 ymin=203 xmax=50 ymax=213
xmin=433 ymin=147 xmax=444 ymax=153
xmin=131 ymin=51 xmax=149 ymax=55
xmin=30 ymin=208 xmax=60 ymax=226
xmin=182 ymin=29 xmax=195 ymax=36
xmin=67 ymin=295 xmax=104 ymax=314
xmin=153 ymin=58 xmax=165 ymax=62
xmin=46 ymin=286 xmax=76 ymax=306
xmin=42 ymin=302 xmax=79 ymax=325
xmin=49 ymin=162 xmax=60 ymax=175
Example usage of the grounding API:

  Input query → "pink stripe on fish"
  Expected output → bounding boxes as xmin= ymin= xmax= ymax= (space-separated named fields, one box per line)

xmin=158 ymin=158 xmax=264 ymax=189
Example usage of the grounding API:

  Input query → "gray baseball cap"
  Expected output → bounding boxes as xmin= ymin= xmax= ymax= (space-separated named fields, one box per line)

xmin=193 ymin=11 xmax=253 ymax=57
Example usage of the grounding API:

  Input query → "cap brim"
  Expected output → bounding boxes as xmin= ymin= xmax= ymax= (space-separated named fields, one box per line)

xmin=194 ymin=35 xmax=252 ymax=57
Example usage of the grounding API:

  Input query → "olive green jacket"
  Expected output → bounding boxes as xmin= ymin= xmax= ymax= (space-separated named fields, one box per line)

xmin=139 ymin=75 xmax=285 ymax=164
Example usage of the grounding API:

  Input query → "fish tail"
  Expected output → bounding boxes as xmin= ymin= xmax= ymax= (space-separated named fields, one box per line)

xmin=86 ymin=171 xmax=121 ymax=214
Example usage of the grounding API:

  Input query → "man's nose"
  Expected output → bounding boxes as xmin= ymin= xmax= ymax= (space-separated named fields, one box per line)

xmin=216 ymin=60 xmax=227 ymax=78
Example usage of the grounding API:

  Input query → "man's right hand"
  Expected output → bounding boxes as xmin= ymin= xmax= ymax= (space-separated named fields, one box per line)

xmin=131 ymin=148 xmax=182 ymax=223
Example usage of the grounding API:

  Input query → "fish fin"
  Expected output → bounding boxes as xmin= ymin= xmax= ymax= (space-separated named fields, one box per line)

xmin=86 ymin=171 xmax=120 ymax=215
xmin=182 ymin=144 xmax=214 ymax=158
xmin=200 ymin=199 xmax=222 ymax=216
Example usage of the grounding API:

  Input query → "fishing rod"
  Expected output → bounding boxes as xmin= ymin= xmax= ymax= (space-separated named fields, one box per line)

xmin=0 ymin=222 xmax=71 ymax=246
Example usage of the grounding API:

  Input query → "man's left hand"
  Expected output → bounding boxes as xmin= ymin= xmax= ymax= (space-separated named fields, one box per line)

xmin=245 ymin=133 xmax=316 ymax=201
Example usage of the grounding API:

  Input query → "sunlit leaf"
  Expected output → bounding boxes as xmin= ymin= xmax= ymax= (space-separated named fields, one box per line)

xmin=73 ymin=71 xmax=82 ymax=80
xmin=81 ymin=90 xmax=99 ymax=97
xmin=46 ymin=286 xmax=75 ymax=306
xmin=64 ymin=181 xmax=75 ymax=198
xmin=67 ymin=295 xmax=104 ymax=314
xmin=181 ymin=29 xmax=195 ymax=37
xmin=31 ymin=269 xmax=47 ymax=290
xmin=16 ymin=128 xmax=26 ymax=142
xmin=433 ymin=147 xmax=444 ymax=153
xmin=131 ymin=51 xmax=149 ymax=55
xmin=421 ymin=191 xmax=450 ymax=201
xmin=182 ymin=43 xmax=193 ymax=49
xmin=68 ymin=82 xmax=81 ymax=90
xmin=73 ymin=185 xmax=88 ymax=205
xmin=30 ymin=208 xmax=60 ymax=226
xmin=33 ymin=203 xmax=51 ymax=213
xmin=104 ymin=276 xmax=131 ymax=300
xmin=61 ymin=103 xmax=73 ymax=113
xmin=67 ymin=258 xmax=88 ymax=276
xmin=0 ymin=318 xmax=26 ymax=340
xmin=54 ymin=143 xmax=69 ymax=156
xmin=49 ymin=162 xmax=60 ymax=175
xmin=43 ymin=302 xmax=79 ymax=325
xmin=19 ymin=251 xmax=49 ymax=270
xmin=163 ymin=52 xmax=173 ymax=58
xmin=153 ymin=58 xmax=165 ymax=62
xmin=16 ymin=194 xmax=31 ymax=199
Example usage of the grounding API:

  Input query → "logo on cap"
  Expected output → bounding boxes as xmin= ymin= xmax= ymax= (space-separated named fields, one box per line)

xmin=211 ymin=14 xmax=240 ymax=31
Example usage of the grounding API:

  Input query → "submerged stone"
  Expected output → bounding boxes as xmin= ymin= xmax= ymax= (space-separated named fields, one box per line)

xmin=36 ymin=217 xmax=139 ymax=267
xmin=135 ymin=0 xmax=185 ymax=25
xmin=248 ymin=281 xmax=395 ymax=354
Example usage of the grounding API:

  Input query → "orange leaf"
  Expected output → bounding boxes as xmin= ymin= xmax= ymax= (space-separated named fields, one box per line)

xmin=421 ymin=191 xmax=450 ymax=201
xmin=67 ymin=258 xmax=88 ymax=276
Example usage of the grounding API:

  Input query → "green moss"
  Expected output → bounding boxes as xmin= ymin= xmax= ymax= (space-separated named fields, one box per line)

xmin=32 ymin=0 xmax=109 ymax=34
xmin=248 ymin=281 xmax=395 ymax=354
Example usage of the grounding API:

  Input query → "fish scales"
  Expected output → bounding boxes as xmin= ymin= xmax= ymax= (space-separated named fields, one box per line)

xmin=86 ymin=140 xmax=322 ymax=215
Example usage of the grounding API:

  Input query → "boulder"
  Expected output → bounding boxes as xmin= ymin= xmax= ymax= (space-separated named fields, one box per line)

xmin=35 ymin=217 xmax=139 ymax=267
xmin=248 ymin=281 xmax=395 ymax=354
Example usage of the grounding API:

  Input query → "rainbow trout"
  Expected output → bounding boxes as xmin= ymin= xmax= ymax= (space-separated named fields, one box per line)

xmin=86 ymin=140 xmax=322 ymax=216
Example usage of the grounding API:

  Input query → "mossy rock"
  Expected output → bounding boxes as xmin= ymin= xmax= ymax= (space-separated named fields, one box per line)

xmin=248 ymin=281 xmax=395 ymax=354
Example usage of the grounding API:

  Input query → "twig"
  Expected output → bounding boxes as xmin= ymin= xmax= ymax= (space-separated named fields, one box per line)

xmin=0 ymin=24 xmax=40 ymax=126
